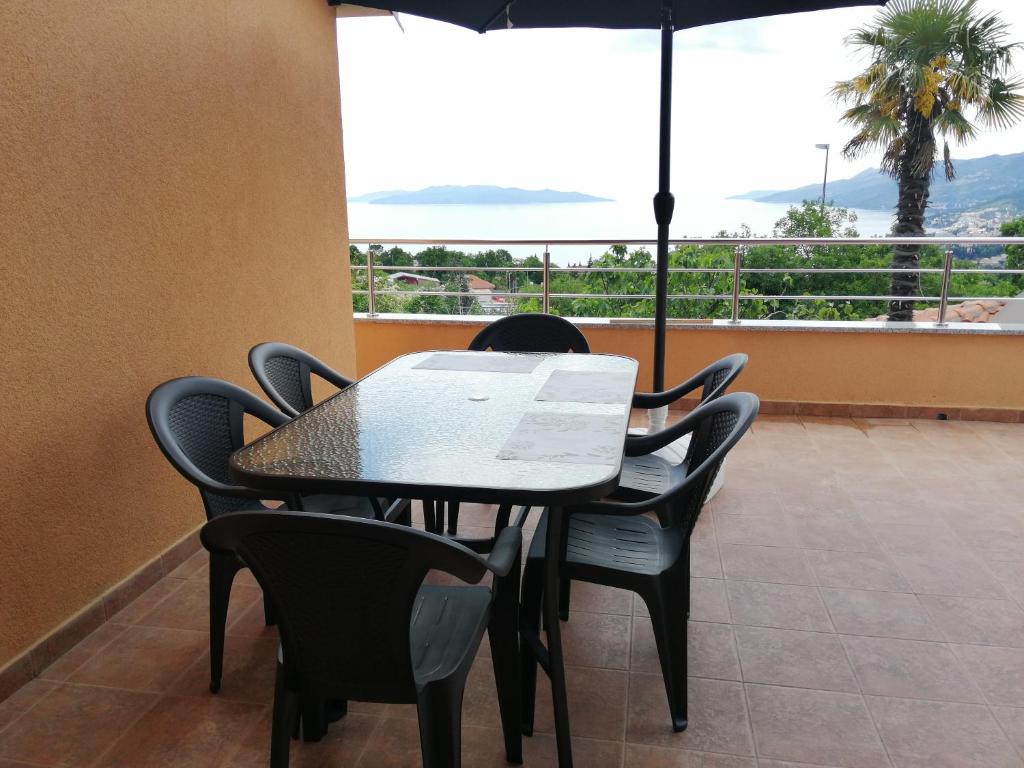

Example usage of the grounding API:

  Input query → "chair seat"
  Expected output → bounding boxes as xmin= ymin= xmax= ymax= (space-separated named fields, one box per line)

xmin=299 ymin=494 xmax=382 ymax=519
xmin=411 ymin=585 xmax=491 ymax=686
xmin=528 ymin=510 xmax=685 ymax=577
xmin=622 ymin=428 xmax=724 ymax=501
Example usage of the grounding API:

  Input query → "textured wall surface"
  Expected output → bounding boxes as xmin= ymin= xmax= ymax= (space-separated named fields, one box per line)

xmin=354 ymin=318 xmax=1024 ymax=410
xmin=0 ymin=0 xmax=354 ymax=665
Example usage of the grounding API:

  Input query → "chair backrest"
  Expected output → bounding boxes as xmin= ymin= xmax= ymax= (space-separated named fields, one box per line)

xmin=201 ymin=511 xmax=487 ymax=701
xmin=664 ymin=392 xmax=758 ymax=531
xmin=248 ymin=342 xmax=354 ymax=418
xmin=696 ymin=353 xmax=747 ymax=403
xmin=467 ymin=313 xmax=590 ymax=353
xmin=146 ymin=376 xmax=290 ymax=518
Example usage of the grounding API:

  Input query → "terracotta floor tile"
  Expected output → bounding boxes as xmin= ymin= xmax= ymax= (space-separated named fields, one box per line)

xmin=953 ymin=644 xmax=1024 ymax=707
xmin=790 ymin=514 xmax=878 ymax=553
xmin=460 ymin=657 xmax=505 ymax=730
xmin=532 ymin=665 xmax=627 ymax=741
xmin=565 ymin=582 xmax=634 ymax=616
xmin=734 ymin=626 xmax=857 ymax=693
xmin=865 ymin=695 xmax=1020 ymax=768
xmin=68 ymin=625 xmax=207 ymax=692
xmin=0 ymin=683 xmax=156 ymax=767
xmin=917 ymin=595 xmax=1024 ymax=647
xmin=840 ymin=636 xmax=981 ymax=703
xmin=820 ymin=589 xmax=943 ymax=641
xmin=136 ymin=579 xmax=261 ymax=633
xmin=626 ymin=674 xmax=753 ymax=756
xmin=623 ymin=743 xmax=755 ymax=767
xmin=991 ymin=706 xmax=1024 ymax=756
xmin=37 ymin=622 xmax=128 ymax=682
xmin=224 ymin=708 xmax=379 ymax=768
xmin=745 ymin=684 xmax=888 ymax=768
xmin=726 ymin=582 xmax=832 ymax=633
xmin=471 ymin=729 xmax=623 ymax=768
xmin=171 ymin=632 xmax=278 ymax=704
xmin=558 ymin=611 xmax=632 ymax=670
xmin=95 ymin=694 xmax=264 ymax=768
xmin=805 ymin=551 xmax=909 ymax=593
xmin=690 ymin=538 xmax=723 ymax=579
xmin=719 ymin=546 xmax=814 ymax=586
xmin=715 ymin=515 xmax=797 ymax=548
xmin=631 ymin=620 xmax=740 ymax=681
xmin=890 ymin=552 xmax=1007 ymax=598
xmin=636 ymin=578 xmax=730 ymax=624
xmin=0 ymin=679 xmax=58 ymax=732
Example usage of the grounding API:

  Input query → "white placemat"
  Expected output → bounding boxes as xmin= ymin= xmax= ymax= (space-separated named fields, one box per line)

xmin=534 ymin=369 xmax=634 ymax=405
xmin=412 ymin=353 xmax=543 ymax=373
xmin=496 ymin=412 xmax=624 ymax=465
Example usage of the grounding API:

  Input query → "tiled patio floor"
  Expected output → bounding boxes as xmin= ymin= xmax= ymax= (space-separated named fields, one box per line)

xmin=2 ymin=416 xmax=1024 ymax=767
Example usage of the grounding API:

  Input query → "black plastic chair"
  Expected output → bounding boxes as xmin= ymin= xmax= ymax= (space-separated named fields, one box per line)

xmin=520 ymin=392 xmax=759 ymax=734
xmin=201 ymin=510 xmax=524 ymax=768
xmin=248 ymin=342 xmax=354 ymax=418
xmin=468 ymin=313 xmax=590 ymax=354
xmin=146 ymin=376 xmax=408 ymax=693
xmin=617 ymin=353 xmax=747 ymax=502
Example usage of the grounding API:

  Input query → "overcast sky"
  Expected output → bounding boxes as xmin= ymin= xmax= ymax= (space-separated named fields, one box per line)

xmin=336 ymin=2 xmax=1024 ymax=202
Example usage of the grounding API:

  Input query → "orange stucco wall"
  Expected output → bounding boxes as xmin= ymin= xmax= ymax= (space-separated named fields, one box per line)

xmin=0 ymin=1 xmax=354 ymax=666
xmin=354 ymin=318 xmax=1024 ymax=410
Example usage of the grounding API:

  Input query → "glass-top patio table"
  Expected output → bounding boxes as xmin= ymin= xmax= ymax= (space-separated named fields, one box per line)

xmin=230 ymin=349 xmax=639 ymax=768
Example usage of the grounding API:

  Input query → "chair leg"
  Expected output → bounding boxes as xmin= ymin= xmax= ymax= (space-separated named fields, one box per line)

xmin=489 ymin=550 xmax=523 ymax=764
xmin=417 ymin=678 xmax=466 ymax=768
xmin=270 ymin=662 xmax=297 ymax=768
xmin=558 ymin=577 xmax=571 ymax=622
xmin=446 ymin=501 xmax=461 ymax=535
xmin=519 ymin=557 xmax=544 ymax=737
xmin=643 ymin=580 xmax=689 ymax=732
xmin=263 ymin=595 xmax=276 ymax=626
xmin=299 ymin=696 xmax=328 ymax=742
xmin=208 ymin=552 xmax=241 ymax=694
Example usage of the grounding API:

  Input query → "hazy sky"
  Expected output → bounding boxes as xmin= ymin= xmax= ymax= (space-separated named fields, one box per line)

xmin=336 ymin=2 xmax=1024 ymax=203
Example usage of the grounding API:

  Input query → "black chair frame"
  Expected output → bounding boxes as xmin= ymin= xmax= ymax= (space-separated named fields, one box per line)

xmin=248 ymin=341 xmax=354 ymax=418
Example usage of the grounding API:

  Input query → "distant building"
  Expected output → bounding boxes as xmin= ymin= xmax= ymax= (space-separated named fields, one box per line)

xmin=466 ymin=274 xmax=508 ymax=314
xmin=387 ymin=272 xmax=441 ymax=289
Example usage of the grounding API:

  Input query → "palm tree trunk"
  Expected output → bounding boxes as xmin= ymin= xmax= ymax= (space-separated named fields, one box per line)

xmin=888 ymin=111 xmax=933 ymax=321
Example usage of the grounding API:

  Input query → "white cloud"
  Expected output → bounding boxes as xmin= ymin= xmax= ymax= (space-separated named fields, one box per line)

xmin=337 ymin=1 xmax=1024 ymax=202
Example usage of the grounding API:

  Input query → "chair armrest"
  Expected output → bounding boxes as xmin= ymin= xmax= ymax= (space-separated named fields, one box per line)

xmin=480 ymin=526 xmax=522 ymax=578
xmin=631 ymin=371 xmax=704 ymax=410
xmin=624 ymin=404 xmax=706 ymax=457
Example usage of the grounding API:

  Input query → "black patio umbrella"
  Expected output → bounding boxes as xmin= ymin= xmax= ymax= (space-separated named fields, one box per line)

xmin=333 ymin=0 xmax=885 ymax=390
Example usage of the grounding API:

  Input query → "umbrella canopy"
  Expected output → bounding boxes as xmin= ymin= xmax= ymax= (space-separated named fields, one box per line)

xmin=333 ymin=0 xmax=885 ymax=390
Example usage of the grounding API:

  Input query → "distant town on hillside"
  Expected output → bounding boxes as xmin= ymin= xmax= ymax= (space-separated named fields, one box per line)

xmin=732 ymin=152 xmax=1024 ymax=236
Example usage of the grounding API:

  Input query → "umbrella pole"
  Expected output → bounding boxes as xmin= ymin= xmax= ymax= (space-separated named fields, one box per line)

xmin=652 ymin=0 xmax=674 ymax=393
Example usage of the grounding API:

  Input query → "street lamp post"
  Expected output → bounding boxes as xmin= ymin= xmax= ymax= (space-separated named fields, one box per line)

xmin=816 ymin=143 xmax=830 ymax=213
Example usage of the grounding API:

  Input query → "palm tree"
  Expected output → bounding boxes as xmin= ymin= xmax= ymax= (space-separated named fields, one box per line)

xmin=833 ymin=0 xmax=1023 ymax=320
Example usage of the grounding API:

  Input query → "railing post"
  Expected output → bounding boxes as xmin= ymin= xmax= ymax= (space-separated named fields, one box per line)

xmin=935 ymin=247 xmax=953 ymax=327
xmin=366 ymin=249 xmax=377 ymax=317
xmin=730 ymin=245 xmax=743 ymax=323
xmin=542 ymin=245 xmax=551 ymax=314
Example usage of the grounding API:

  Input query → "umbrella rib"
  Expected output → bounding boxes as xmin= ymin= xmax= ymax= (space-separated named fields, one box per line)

xmin=478 ymin=0 xmax=512 ymax=33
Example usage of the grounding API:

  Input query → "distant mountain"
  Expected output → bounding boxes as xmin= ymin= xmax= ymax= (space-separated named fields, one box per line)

xmin=731 ymin=153 xmax=1024 ymax=227
xmin=349 ymin=185 xmax=612 ymax=205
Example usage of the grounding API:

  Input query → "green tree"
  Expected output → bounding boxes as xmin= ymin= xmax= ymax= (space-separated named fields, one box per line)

xmin=1001 ymin=216 xmax=1024 ymax=288
xmin=833 ymin=0 xmax=1023 ymax=320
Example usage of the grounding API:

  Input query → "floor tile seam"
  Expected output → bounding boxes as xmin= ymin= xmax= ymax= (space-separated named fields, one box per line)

xmin=749 ymin=681 xmax=896 ymax=768
xmin=115 ymin=577 xmax=189 ymax=626
xmin=351 ymin=712 xmax=390 ymax=767
xmin=54 ymin=678 xmax=181 ymax=698
xmin=622 ymin=741 xmax=761 ymax=763
xmin=36 ymin=622 xmax=133 ymax=685
xmin=708 ymin=510 xmax=736 ymax=628
xmin=944 ymin=642 xmax=1022 ymax=709
xmin=83 ymin=689 xmax=166 ymax=768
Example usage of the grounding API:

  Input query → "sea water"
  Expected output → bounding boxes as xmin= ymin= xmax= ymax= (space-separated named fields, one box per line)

xmin=347 ymin=195 xmax=895 ymax=264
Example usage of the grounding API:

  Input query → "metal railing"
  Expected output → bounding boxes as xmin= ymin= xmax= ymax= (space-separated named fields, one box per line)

xmin=350 ymin=236 xmax=1024 ymax=327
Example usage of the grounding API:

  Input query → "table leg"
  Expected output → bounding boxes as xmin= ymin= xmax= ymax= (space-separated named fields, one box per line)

xmin=544 ymin=505 xmax=573 ymax=768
